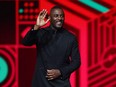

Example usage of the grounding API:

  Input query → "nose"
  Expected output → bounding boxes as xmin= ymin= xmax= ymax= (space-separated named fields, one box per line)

xmin=58 ymin=16 xmax=62 ymax=20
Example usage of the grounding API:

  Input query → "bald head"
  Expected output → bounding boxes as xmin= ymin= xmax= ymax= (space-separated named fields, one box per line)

xmin=50 ymin=6 xmax=64 ymax=15
xmin=49 ymin=6 xmax=65 ymax=29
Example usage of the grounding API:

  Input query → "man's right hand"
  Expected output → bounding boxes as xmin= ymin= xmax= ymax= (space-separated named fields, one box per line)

xmin=34 ymin=9 xmax=50 ymax=30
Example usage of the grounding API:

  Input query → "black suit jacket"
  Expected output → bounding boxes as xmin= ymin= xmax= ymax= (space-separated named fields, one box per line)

xmin=22 ymin=26 xmax=81 ymax=87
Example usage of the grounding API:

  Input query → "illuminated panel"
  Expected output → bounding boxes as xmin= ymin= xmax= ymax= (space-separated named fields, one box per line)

xmin=18 ymin=48 xmax=36 ymax=87
xmin=0 ymin=1 xmax=18 ymax=87
xmin=0 ymin=1 xmax=15 ymax=44
xmin=87 ymin=8 xmax=116 ymax=87
xmin=17 ymin=0 xmax=39 ymax=87
xmin=0 ymin=47 xmax=17 ymax=87
xmin=0 ymin=56 xmax=8 ymax=83
xmin=19 ymin=1 xmax=39 ymax=22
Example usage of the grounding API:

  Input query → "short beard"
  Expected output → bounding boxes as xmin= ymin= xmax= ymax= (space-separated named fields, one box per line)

xmin=50 ymin=25 xmax=62 ymax=30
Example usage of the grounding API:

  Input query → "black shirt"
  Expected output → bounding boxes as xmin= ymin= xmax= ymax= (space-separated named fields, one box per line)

xmin=22 ymin=26 xmax=81 ymax=87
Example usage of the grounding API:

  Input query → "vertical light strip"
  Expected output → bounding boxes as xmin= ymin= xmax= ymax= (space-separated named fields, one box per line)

xmin=80 ymin=25 xmax=88 ymax=87
xmin=15 ymin=0 xmax=19 ymax=87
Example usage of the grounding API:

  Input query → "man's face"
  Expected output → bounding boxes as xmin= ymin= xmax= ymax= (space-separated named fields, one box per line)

xmin=50 ymin=8 xmax=64 ymax=29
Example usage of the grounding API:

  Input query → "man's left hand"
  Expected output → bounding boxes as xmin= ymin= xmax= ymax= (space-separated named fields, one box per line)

xmin=46 ymin=69 xmax=61 ymax=80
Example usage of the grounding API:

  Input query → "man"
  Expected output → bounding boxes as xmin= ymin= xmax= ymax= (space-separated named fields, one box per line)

xmin=22 ymin=6 xmax=81 ymax=87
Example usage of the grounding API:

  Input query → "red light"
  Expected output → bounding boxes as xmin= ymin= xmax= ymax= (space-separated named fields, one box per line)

xmin=19 ymin=15 xmax=23 ymax=20
xmin=29 ymin=2 xmax=34 ymax=7
xmin=30 ymin=15 xmax=34 ymax=20
xmin=24 ymin=15 xmax=28 ymax=20
xmin=24 ymin=2 xmax=29 ymax=7
xmin=24 ymin=9 xmax=29 ymax=13
xmin=35 ymin=8 xmax=39 ymax=13
xmin=30 ymin=9 xmax=34 ymax=13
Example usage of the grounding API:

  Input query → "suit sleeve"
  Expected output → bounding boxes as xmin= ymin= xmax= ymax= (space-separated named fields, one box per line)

xmin=59 ymin=37 xmax=81 ymax=80
xmin=22 ymin=26 xmax=39 ymax=46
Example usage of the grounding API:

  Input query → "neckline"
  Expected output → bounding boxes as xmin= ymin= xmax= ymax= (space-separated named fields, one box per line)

xmin=48 ymin=25 xmax=64 ymax=32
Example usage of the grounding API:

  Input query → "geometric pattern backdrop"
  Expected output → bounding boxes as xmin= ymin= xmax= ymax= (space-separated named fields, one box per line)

xmin=0 ymin=0 xmax=116 ymax=87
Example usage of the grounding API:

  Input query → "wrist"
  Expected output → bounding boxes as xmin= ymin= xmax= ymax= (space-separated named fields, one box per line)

xmin=34 ymin=24 xmax=40 ymax=30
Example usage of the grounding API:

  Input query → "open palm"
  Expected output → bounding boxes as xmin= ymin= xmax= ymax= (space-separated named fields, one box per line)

xmin=36 ymin=9 xmax=50 ymax=27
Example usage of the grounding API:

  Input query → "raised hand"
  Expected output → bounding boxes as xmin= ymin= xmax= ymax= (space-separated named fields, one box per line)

xmin=34 ymin=9 xmax=50 ymax=30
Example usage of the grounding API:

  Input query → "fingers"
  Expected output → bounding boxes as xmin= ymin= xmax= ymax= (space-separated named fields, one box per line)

xmin=46 ymin=74 xmax=54 ymax=80
xmin=47 ymin=77 xmax=54 ymax=80
xmin=46 ymin=75 xmax=54 ymax=80
xmin=47 ymin=69 xmax=53 ymax=73
xmin=39 ymin=9 xmax=45 ymax=16
xmin=45 ymin=18 xmax=50 ymax=24
xmin=46 ymin=69 xmax=54 ymax=80
xmin=42 ymin=10 xmax=48 ymax=19
xmin=39 ymin=9 xmax=48 ymax=19
xmin=46 ymin=70 xmax=54 ymax=76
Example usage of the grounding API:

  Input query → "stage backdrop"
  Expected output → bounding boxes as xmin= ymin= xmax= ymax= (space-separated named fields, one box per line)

xmin=0 ymin=0 xmax=116 ymax=87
